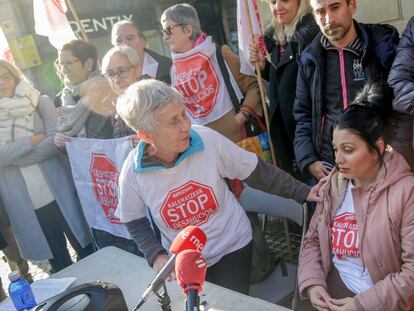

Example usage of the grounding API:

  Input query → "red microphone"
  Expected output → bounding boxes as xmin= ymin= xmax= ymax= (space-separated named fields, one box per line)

xmin=134 ymin=226 xmax=207 ymax=309
xmin=175 ymin=249 xmax=207 ymax=311
xmin=170 ymin=226 xmax=206 ymax=254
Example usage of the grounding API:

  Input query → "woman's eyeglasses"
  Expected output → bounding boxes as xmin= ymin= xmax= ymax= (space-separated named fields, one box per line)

xmin=57 ymin=59 xmax=80 ymax=68
xmin=104 ymin=66 xmax=134 ymax=81
xmin=160 ymin=24 xmax=186 ymax=36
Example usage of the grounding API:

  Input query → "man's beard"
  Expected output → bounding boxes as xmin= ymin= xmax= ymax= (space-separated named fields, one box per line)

xmin=324 ymin=23 xmax=347 ymax=41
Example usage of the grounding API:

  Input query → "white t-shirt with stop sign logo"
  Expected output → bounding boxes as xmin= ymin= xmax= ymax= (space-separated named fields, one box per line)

xmin=171 ymin=36 xmax=242 ymax=125
xmin=331 ymin=182 xmax=373 ymax=294
xmin=116 ymin=125 xmax=256 ymax=266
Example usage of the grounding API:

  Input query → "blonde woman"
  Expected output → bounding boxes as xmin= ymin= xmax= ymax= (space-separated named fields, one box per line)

xmin=0 ymin=60 xmax=92 ymax=272
xmin=249 ymin=0 xmax=318 ymax=178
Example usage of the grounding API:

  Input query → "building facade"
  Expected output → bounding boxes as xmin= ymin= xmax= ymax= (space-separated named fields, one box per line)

xmin=0 ymin=0 xmax=413 ymax=97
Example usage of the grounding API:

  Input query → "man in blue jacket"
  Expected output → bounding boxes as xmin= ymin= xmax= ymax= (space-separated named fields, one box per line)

xmin=293 ymin=0 xmax=399 ymax=179
xmin=388 ymin=17 xmax=414 ymax=170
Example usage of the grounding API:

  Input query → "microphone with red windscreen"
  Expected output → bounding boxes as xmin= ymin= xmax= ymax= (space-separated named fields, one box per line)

xmin=134 ymin=226 xmax=207 ymax=310
xmin=175 ymin=249 xmax=207 ymax=311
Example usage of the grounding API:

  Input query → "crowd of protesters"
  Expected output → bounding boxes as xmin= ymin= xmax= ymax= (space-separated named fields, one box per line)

xmin=0 ymin=0 xmax=414 ymax=309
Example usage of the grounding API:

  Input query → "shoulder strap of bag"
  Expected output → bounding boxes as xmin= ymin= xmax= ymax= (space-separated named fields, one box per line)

xmin=215 ymin=46 xmax=241 ymax=112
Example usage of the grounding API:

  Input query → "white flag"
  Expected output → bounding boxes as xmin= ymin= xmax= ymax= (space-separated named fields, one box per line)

xmin=237 ymin=0 xmax=266 ymax=76
xmin=0 ymin=26 xmax=15 ymax=64
xmin=33 ymin=0 xmax=76 ymax=49
xmin=66 ymin=137 xmax=133 ymax=239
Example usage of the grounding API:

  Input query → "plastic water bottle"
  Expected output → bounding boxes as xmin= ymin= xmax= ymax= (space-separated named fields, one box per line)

xmin=8 ymin=271 xmax=36 ymax=311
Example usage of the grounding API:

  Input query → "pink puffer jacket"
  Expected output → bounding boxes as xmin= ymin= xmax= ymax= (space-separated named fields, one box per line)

xmin=298 ymin=150 xmax=414 ymax=311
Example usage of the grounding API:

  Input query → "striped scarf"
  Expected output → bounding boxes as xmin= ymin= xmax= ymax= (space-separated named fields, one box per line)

xmin=0 ymin=80 xmax=40 ymax=144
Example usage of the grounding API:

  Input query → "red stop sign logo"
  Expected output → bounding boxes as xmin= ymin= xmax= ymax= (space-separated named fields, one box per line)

xmin=90 ymin=153 xmax=121 ymax=224
xmin=160 ymin=181 xmax=219 ymax=230
xmin=173 ymin=52 xmax=220 ymax=119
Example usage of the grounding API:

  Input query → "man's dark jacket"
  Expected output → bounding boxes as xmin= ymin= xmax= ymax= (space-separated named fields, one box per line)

xmin=388 ymin=16 xmax=414 ymax=169
xmin=145 ymin=48 xmax=172 ymax=84
xmin=293 ymin=21 xmax=399 ymax=172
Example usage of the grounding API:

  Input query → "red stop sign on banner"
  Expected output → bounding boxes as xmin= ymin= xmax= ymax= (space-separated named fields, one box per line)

xmin=173 ymin=52 xmax=220 ymax=119
xmin=160 ymin=180 xmax=219 ymax=230
xmin=89 ymin=153 xmax=121 ymax=224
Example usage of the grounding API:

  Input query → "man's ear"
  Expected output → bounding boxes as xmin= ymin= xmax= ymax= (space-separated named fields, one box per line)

xmin=349 ymin=0 xmax=357 ymax=15
xmin=84 ymin=58 xmax=94 ymax=72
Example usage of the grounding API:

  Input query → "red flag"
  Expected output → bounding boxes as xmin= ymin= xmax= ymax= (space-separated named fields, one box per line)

xmin=237 ymin=0 xmax=266 ymax=76
xmin=33 ymin=0 xmax=76 ymax=49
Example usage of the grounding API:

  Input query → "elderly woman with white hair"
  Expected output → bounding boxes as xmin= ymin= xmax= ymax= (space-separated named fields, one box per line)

xmin=102 ymin=44 xmax=145 ymax=138
xmin=116 ymin=79 xmax=320 ymax=294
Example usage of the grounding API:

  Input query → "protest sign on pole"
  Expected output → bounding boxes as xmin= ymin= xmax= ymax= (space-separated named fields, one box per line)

xmin=0 ymin=26 xmax=15 ymax=64
xmin=237 ymin=0 xmax=267 ymax=76
xmin=33 ymin=0 xmax=77 ymax=49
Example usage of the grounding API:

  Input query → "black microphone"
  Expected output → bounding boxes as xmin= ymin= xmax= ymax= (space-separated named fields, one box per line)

xmin=175 ymin=249 xmax=207 ymax=311
xmin=133 ymin=226 xmax=207 ymax=310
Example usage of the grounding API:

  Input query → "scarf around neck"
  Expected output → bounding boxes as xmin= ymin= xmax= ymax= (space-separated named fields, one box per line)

xmin=57 ymin=70 xmax=101 ymax=137
xmin=0 ymin=79 xmax=40 ymax=144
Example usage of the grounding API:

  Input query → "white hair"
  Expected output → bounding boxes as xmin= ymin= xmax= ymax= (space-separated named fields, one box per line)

xmin=101 ymin=45 xmax=139 ymax=74
xmin=116 ymin=79 xmax=183 ymax=133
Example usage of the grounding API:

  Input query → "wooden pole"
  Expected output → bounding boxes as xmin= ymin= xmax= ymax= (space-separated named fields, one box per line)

xmin=65 ymin=0 xmax=89 ymax=41
xmin=243 ymin=0 xmax=277 ymax=165
xmin=244 ymin=0 xmax=293 ymax=262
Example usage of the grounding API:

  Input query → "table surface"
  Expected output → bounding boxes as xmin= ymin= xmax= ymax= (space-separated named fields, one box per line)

xmin=53 ymin=246 xmax=292 ymax=311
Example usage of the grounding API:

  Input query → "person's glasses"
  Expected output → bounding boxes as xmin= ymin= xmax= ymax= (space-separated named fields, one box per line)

xmin=104 ymin=66 xmax=134 ymax=81
xmin=160 ymin=24 xmax=186 ymax=36
xmin=57 ymin=59 xmax=80 ymax=68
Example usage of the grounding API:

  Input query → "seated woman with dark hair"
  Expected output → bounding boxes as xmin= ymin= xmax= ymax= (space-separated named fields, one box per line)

xmin=297 ymin=81 xmax=414 ymax=311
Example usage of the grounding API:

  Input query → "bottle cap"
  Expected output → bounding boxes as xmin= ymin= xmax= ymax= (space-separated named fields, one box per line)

xmin=8 ymin=271 xmax=21 ymax=282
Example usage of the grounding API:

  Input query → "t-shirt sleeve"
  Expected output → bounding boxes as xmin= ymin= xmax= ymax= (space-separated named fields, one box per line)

xmin=212 ymin=129 xmax=258 ymax=180
xmin=116 ymin=151 xmax=146 ymax=223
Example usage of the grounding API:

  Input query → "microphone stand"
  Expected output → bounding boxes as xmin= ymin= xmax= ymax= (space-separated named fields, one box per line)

xmin=155 ymin=283 xmax=172 ymax=311
xmin=185 ymin=287 xmax=200 ymax=311
xmin=132 ymin=282 xmax=172 ymax=311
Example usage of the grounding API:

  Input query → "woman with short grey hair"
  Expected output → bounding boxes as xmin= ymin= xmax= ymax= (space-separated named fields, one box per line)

xmin=117 ymin=78 xmax=182 ymax=133
xmin=160 ymin=3 xmax=202 ymax=42
xmin=102 ymin=45 xmax=141 ymax=96
xmin=160 ymin=3 xmax=261 ymax=143
xmin=116 ymin=79 xmax=320 ymax=294
xmin=102 ymin=44 xmax=148 ymax=139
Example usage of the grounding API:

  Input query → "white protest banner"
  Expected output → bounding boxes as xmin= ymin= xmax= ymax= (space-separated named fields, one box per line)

xmin=66 ymin=137 xmax=132 ymax=239
xmin=237 ymin=0 xmax=267 ymax=76
xmin=34 ymin=0 xmax=76 ymax=49
xmin=0 ymin=26 xmax=14 ymax=64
